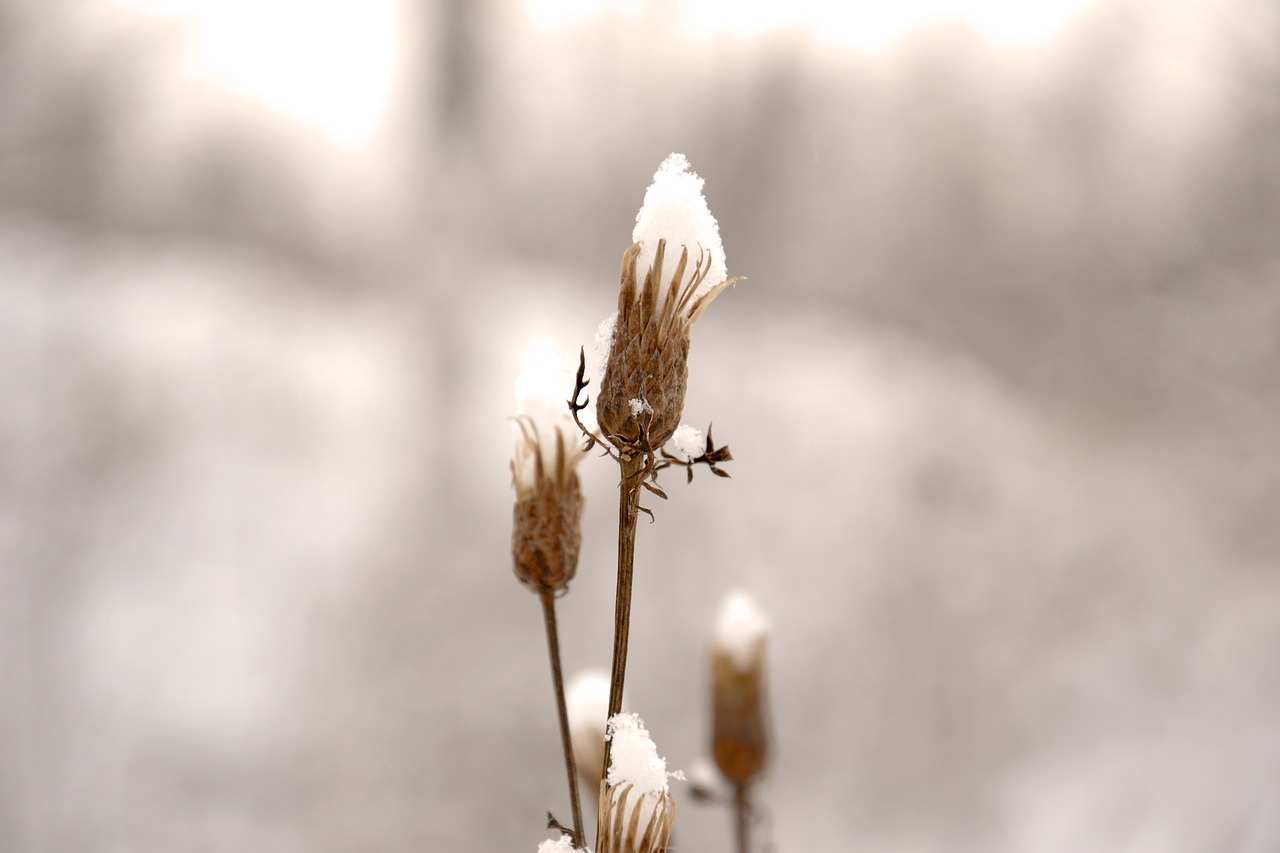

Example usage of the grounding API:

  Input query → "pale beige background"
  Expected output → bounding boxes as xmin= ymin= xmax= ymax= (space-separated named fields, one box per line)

xmin=2 ymin=1 xmax=1278 ymax=850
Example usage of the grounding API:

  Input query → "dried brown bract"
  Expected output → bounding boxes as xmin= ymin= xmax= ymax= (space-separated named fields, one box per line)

xmin=597 ymin=781 xmax=675 ymax=853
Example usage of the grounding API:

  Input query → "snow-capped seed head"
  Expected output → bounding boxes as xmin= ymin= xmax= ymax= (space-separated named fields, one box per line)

xmin=598 ymin=713 xmax=678 ymax=853
xmin=711 ymin=592 xmax=771 ymax=785
xmin=596 ymin=155 xmax=739 ymax=457
xmin=568 ymin=670 xmax=614 ymax=796
xmin=511 ymin=345 xmax=586 ymax=596
xmin=538 ymin=837 xmax=586 ymax=853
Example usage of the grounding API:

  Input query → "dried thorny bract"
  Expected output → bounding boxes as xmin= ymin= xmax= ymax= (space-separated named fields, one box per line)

xmin=568 ymin=347 xmax=601 ymax=456
xmin=512 ymin=417 xmax=586 ymax=597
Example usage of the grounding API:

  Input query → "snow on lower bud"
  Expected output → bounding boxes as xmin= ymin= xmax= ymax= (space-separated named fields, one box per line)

xmin=605 ymin=713 xmax=682 ymax=793
xmin=538 ymin=836 xmax=586 ymax=852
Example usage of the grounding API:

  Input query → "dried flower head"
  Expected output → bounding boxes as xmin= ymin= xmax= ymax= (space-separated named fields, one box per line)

xmin=511 ymin=358 xmax=587 ymax=596
xmin=711 ymin=592 xmax=770 ymax=785
xmin=596 ymin=154 xmax=738 ymax=457
xmin=597 ymin=714 xmax=679 ymax=853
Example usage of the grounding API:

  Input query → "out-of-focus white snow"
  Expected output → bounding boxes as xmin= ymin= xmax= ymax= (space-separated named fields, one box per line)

xmin=567 ymin=669 xmax=612 ymax=790
xmin=512 ymin=340 xmax=582 ymax=487
xmin=715 ymin=591 xmax=769 ymax=670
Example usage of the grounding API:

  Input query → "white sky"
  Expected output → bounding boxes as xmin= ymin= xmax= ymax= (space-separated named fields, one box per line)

xmin=111 ymin=0 xmax=399 ymax=149
xmin=107 ymin=0 xmax=1094 ymax=147
xmin=527 ymin=0 xmax=1097 ymax=48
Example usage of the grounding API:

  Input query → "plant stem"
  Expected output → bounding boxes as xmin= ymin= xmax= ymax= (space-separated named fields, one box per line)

xmin=541 ymin=591 xmax=585 ymax=848
xmin=600 ymin=454 xmax=646 ymax=785
xmin=733 ymin=782 xmax=750 ymax=853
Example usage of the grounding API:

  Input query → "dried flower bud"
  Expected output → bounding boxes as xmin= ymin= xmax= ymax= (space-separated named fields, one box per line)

xmin=511 ymin=353 xmax=586 ymax=597
xmin=596 ymin=154 xmax=738 ymax=457
xmin=711 ymin=592 xmax=770 ymax=785
xmin=597 ymin=714 xmax=678 ymax=853
xmin=511 ymin=417 xmax=584 ymax=596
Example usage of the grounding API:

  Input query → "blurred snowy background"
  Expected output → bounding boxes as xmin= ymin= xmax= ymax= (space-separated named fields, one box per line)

xmin=2 ymin=0 xmax=1279 ymax=850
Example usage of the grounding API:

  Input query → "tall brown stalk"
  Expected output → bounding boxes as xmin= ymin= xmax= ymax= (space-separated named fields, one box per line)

xmin=600 ymin=454 xmax=646 ymax=782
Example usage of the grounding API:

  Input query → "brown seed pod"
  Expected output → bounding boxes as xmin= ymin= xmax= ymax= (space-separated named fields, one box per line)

xmin=511 ymin=419 xmax=584 ymax=596
xmin=711 ymin=642 xmax=769 ymax=785
xmin=597 ymin=240 xmax=736 ymax=457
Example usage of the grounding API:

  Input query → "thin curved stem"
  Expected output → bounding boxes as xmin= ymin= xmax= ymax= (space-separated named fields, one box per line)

xmin=541 ymin=592 xmax=585 ymax=848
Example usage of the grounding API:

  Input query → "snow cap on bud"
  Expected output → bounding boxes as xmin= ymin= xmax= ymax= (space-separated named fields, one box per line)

xmin=598 ymin=713 xmax=680 ymax=853
xmin=711 ymin=591 xmax=771 ymax=785
xmin=597 ymin=154 xmax=738 ymax=456
xmin=631 ymin=153 xmax=728 ymax=307
xmin=511 ymin=347 xmax=586 ymax=596
xmin=538 ymin=837 xmax=587 ymax=853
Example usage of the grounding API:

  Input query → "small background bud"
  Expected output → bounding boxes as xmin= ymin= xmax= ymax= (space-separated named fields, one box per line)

xmin=711 ymin=592 xmax=771 ymax=785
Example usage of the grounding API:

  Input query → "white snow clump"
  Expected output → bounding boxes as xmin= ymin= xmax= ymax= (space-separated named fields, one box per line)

xmin=537 ymin=836 xmax=584 ymax=853
xmin=632 ymin=153 xmax=727 ymax=302
xmin=605 ymin=712 xmax=683 ymax=794
xmin=668 ymin=424 xmax=705 ymax=462
xmin=715 ymin=591 xmax=769 ymax=671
